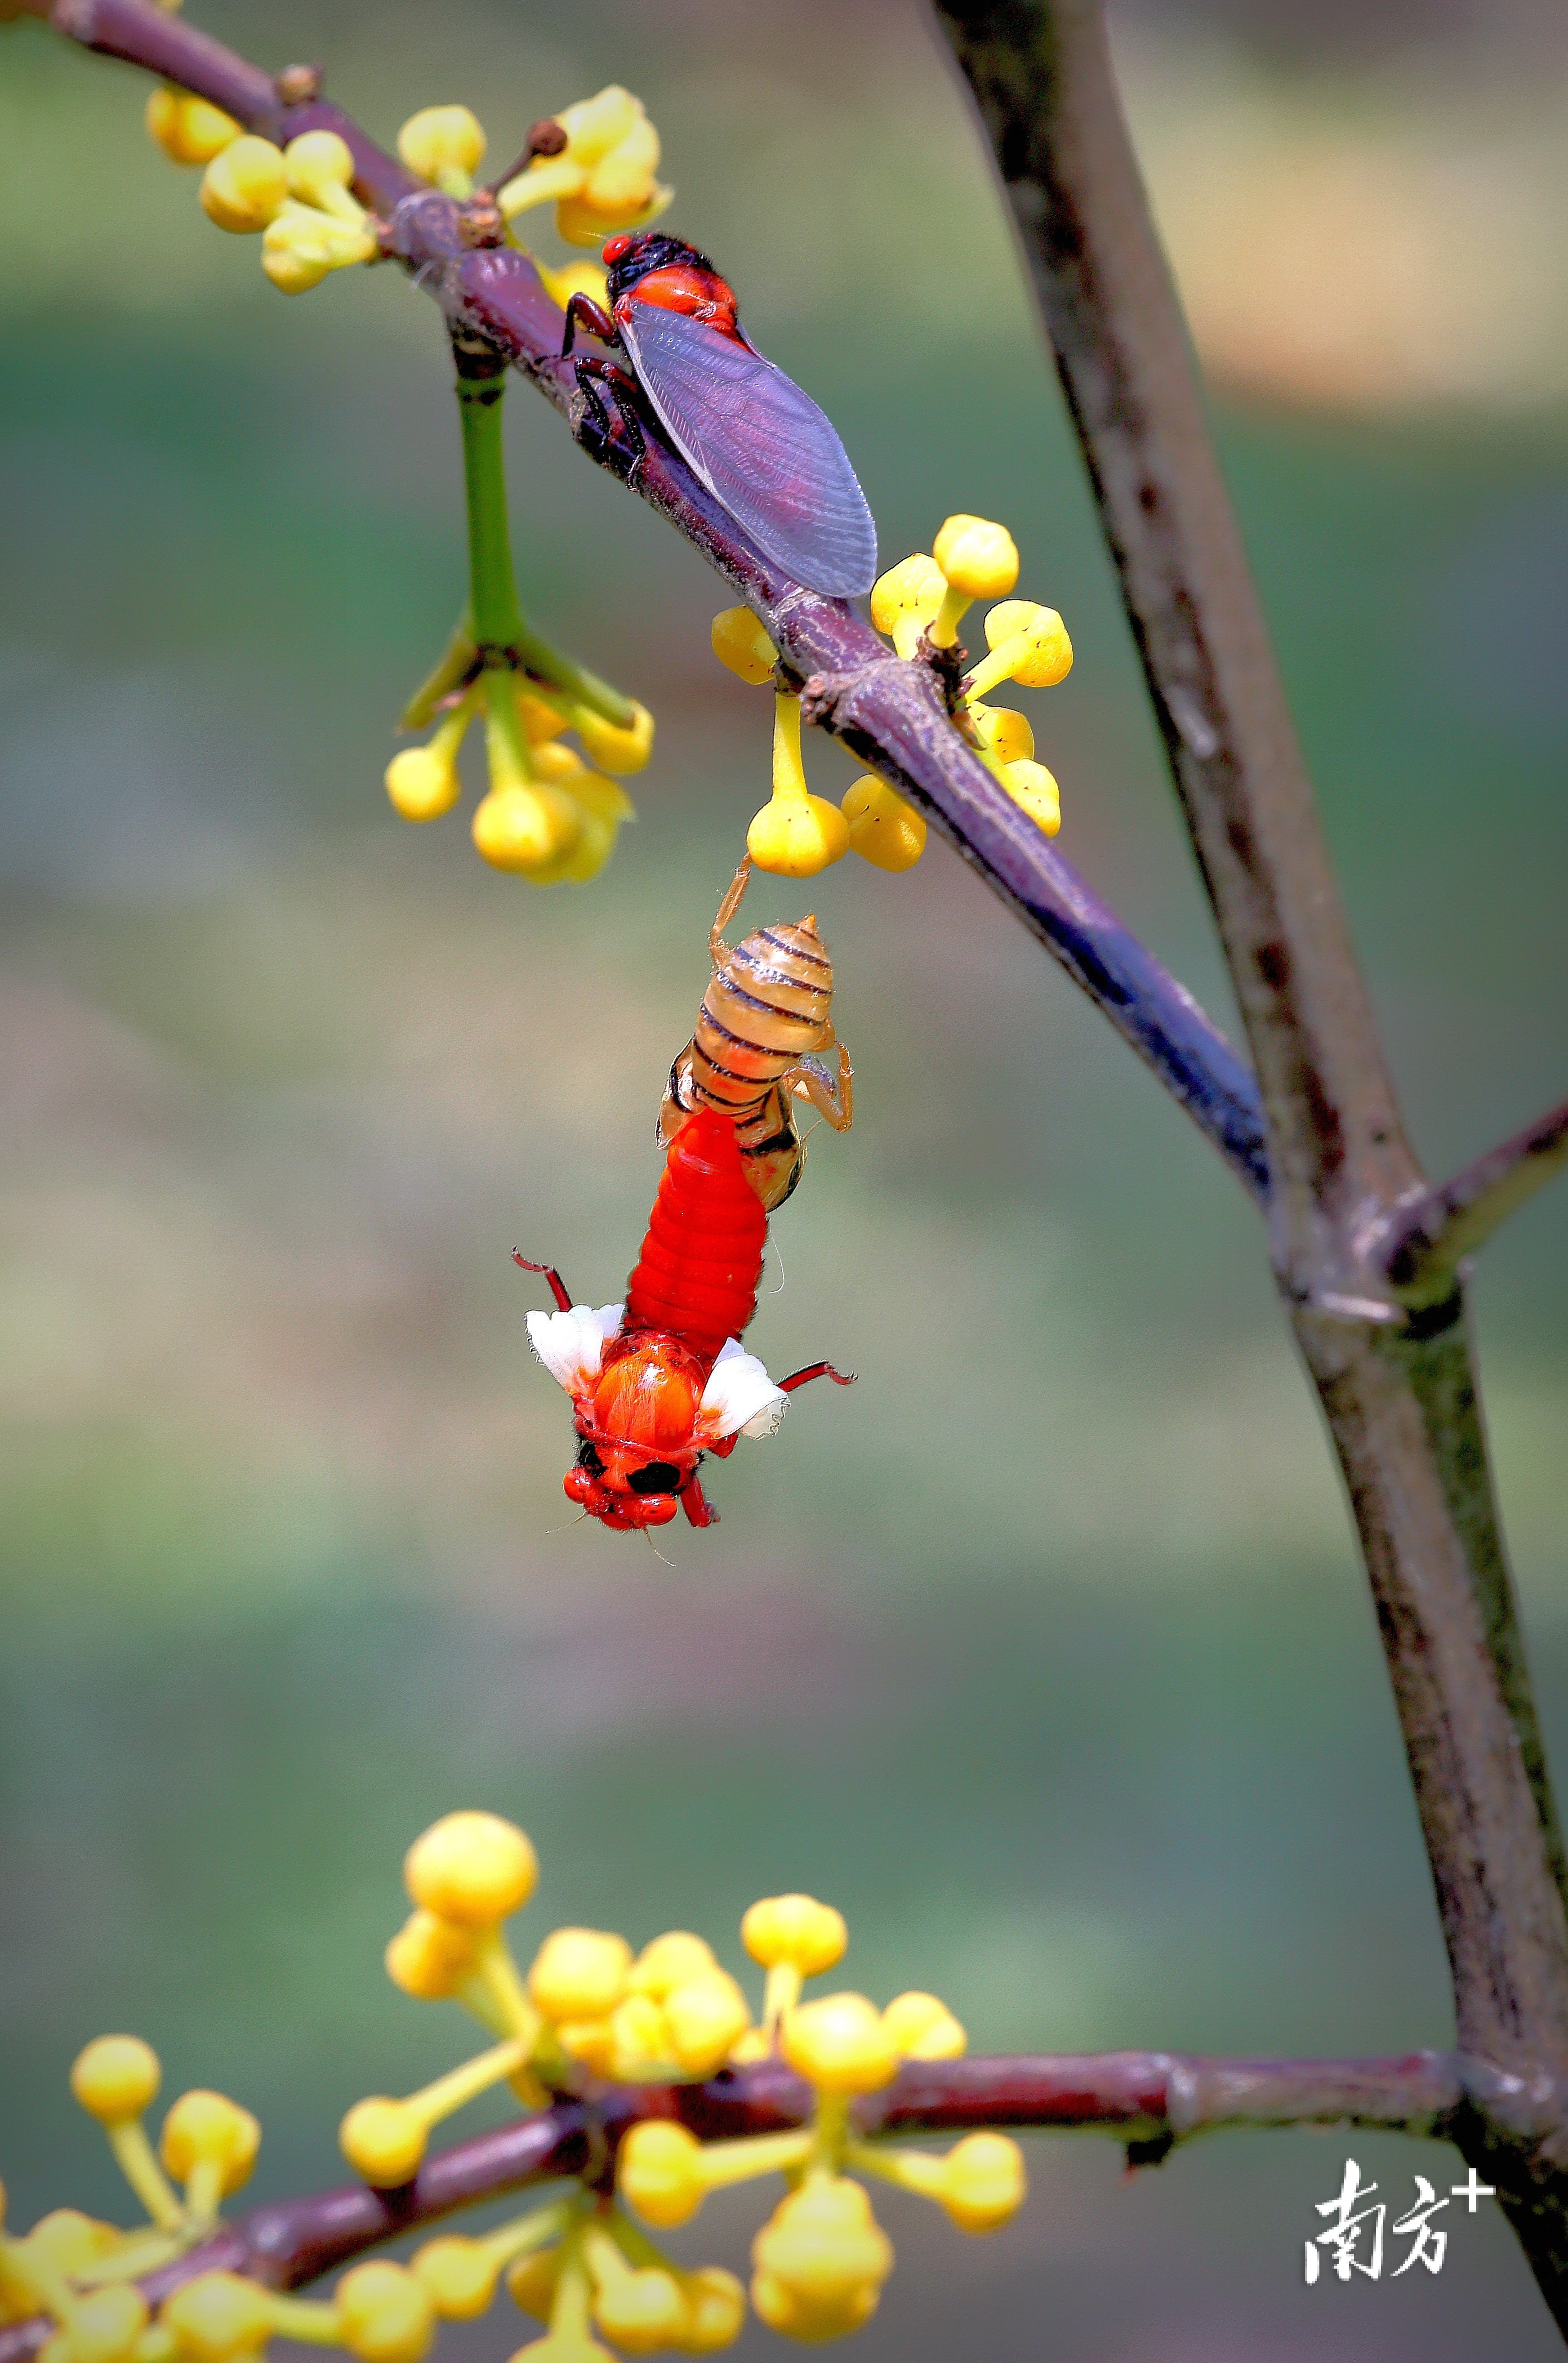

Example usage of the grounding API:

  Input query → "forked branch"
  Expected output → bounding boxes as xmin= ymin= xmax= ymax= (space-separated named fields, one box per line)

xmin=1372 ymin=1095 xmax=1568 ymax=1305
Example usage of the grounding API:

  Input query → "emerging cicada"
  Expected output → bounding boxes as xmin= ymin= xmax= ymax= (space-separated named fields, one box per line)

xmin=659 ymin=859 xmax=852 ymax=1213
xmin=519 ymin=1107 xmax=852 ymax=1534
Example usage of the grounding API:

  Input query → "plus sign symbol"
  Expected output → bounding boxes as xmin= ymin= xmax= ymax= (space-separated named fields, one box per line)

xmin=1451 ymin=2168 xmax=1497 ymax=2214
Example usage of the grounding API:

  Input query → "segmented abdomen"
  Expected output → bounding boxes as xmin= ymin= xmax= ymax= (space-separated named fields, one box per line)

xmin=624 ymin=1108 xmax=767 ymax=1364
xmin=689 ymin=915 xmax=833 ymax=1128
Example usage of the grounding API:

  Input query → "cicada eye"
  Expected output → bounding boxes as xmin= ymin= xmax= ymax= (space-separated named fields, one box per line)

xmin=627 ymin=1460 xmax=682 ymax=1496
xmin=575 ymin=1437 xmax=606 ymax=1477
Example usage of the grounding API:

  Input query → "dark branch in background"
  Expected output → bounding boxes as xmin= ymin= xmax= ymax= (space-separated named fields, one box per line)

xmin=1371 ymin=1095 xmax=1568 ymax=1306
xmin=929 ymin=0 xmax=1568 ymax=2331
xmin=16 ymin=0 xmax=1268 ymax=1201
xmin=0 ymin=2051 xmax=1506 ymax=2360
xmin=15 ymin=0 xmax=1568 ymax=2335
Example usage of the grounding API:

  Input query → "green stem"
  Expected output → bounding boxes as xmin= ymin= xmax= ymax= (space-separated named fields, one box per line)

xmin=452 ymin=336 xmax=636 ymax=729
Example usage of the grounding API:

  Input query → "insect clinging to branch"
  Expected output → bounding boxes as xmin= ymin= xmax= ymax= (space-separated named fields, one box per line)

xmin=518 ymin=1109 xmax=853 ymax=1534
xmin=560 ymin=231 xmax=878 ymax=598
xmin=659 ymin=857 xmax=853 ymax=1215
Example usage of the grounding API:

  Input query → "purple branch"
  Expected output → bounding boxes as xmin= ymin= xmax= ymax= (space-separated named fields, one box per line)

xmin=0 ymin=2051 xmax=1479 ymax=2361
xmin=17 ymin=0 xmax=1270 ymax=1201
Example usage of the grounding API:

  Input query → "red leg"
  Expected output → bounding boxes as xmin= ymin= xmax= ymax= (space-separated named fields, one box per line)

xmin=561 ymin=292 xmax=618 ymax=357
xmin=778 ymin=1361 xmax=856 ymax=1394
xmin=681 ymin=1473 xmax=720 ymax=1527
xmin=512 ymin=1252 xmax=572 ymax=1313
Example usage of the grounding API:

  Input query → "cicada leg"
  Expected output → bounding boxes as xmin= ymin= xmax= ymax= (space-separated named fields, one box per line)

xmin=680 ymin=1472 xmax=720 ymax=1528
xmin=786 ymin=1040 xmax=854 ymax=1133
xmin=778 ymin=1361 xmax=856 ymax=1394
xmin=570 ymin=356 xmax=647 ymax=482
xmin=512 ymin=1252 xmax=573 ymax=1312
xmin=709 ymin=856 xmax=753 ymax=967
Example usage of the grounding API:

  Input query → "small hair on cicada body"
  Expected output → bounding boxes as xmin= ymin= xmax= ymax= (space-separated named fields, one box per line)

xmin=659 ymin=857 xmax=852 ymax=1213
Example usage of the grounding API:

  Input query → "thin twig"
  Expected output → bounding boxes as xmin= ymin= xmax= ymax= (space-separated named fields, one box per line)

xmin=0 ymin=2051 xmax=1487 ymax=2360
xmin=13 ymin=0 xmax=1270 ymax=1200
xmin=1371 ymin=1096 xmax=1568 ymax=1304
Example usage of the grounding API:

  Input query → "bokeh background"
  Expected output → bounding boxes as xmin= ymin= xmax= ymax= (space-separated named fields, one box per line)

xmin=3 ymin=0 xmax=1567 ymax=2354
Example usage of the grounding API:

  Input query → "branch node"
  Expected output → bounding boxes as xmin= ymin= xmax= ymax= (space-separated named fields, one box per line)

xmin=275 ymin=63 xmax=322 ymax=107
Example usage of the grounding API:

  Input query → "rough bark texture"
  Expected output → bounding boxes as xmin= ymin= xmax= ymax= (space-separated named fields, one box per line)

xmin=930 ymin=0 xmax=1568 ymax=2326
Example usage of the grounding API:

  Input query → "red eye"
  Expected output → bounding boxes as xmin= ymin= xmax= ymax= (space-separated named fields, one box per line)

xmin=601 ymin=234 xmax=633 ymax=264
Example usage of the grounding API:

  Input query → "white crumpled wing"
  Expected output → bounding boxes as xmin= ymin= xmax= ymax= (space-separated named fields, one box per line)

xmin=527 ymin=1302 xmax=624 ymax=1398
xmin=698 ymin=1336 xmax=788 ymax=1442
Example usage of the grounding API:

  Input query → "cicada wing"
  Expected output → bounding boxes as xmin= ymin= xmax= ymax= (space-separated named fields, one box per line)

xmin=620 ymin=305 xmax=877 ymax=598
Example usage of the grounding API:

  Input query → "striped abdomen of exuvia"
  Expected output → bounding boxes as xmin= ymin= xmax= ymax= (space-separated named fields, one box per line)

xmin=659 ymin=861 xmax=852 ymax=1213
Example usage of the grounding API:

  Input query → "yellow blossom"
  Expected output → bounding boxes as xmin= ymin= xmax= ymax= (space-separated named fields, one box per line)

xmin=528 ymin=1930 xmax=632 ymax=2022
xmin=881 ymin=1991 xmax=966 ymax=2060
xmin=1001 ymin=758 xmax=1061 ymax=837
xmin=740 ymin=1896 xmax=846 ymax=1978
xmin=497 ymin=87 xmax=671 ymax=247
xmin=404 ymin=1812 xmax=540 ymax=1926
xmin=70 ymin=2038 xmax=160 ymax=2125
xmin=160 ymin=2273 xmax=272 ymax=2363
xmin=158 ymin=2092 xmax=261 ymax=2217
xmin=397 ymin=106 xmax=486 ymax=197
xmin=747 ymin=696 xmax=847 ymax=878
xmin=628 ymin=1934 xmax=719 ymax=1999
xmin=750 ymin=2180 xmax=892 ymax=2337
xmin=335 ymin=2261 xmax=437 ymax=2363
xmin=869 ymin=554 xmax=944 ymax=660
xmin=200 ymin=137 xmax=287 ymax=232
xmin=781 ymin=1995 xmax=899 ymax=2096
xmin=145 ymin=87 xmax=240 ymax=166
xmin=967 ymin=600 xmax=1073 ymax=697
xmin=710 ymin=607 xmax=778 ymax=687
xmin=842 ymin=776 xmax=926 ymax=872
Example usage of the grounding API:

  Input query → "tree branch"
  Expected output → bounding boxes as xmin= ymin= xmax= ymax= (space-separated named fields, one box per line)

xmin=929 ymin=0 xmax=1568 ymax=2331
xmin=1372 ymin=1096 xmax=1568 ymax=1305
xmin=0 ymin=2050 xmax=1493 ymax=2361
xmin=14 ymin=0 xmax=1270 ymax=1200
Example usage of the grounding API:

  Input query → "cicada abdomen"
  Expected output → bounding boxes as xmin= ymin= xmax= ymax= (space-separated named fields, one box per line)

xmin=624 ymin=1105 xmax=768 ymax=1362
xmin=659 ymin=859 xmax=852 ymax=1212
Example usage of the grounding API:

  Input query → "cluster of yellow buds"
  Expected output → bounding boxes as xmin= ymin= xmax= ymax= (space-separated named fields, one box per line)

xmin=0 ymin=2035 xmax=263 ymax=2363
xmin=146 ymin=92 xmax=380 ymax=293
xmin=337 ymin=1813 xmax=1025 ymax=2356
xmin=496 ymin=87 xmax=671 ymax=249
xmin=711 ymin=515 xmax=1072 ymax=879
xmin=387 ymin=672 xmax=650 ymax=886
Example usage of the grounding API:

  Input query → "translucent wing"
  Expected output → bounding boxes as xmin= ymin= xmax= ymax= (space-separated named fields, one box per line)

xmin=620 ymin=306 xmax=877 ymax=598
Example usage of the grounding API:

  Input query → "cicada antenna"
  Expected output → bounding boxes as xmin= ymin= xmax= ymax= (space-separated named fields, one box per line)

xmin=777 ymin=1361 xmax=856 ymax=1394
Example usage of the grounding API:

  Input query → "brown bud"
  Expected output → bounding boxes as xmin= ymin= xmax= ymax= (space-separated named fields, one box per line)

xmin=275 ymin=63 xmax=323 ymax=106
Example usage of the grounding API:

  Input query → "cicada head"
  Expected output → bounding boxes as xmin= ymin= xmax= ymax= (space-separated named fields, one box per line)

xmin=563 ymin=1334 xmax=705 ymax=1529
xmin=602 ymin=229 xmax=712 ymax=299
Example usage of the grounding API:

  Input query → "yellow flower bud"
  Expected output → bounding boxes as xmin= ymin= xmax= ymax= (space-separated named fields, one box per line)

xmin=749 ymin=2272 xmax=880 ymax=2342
xmin=555 ymin=87 xmax=641 ymax=170
xmin=200 ymin=137 xmax=288 ymax=232
xmin=61 ymin=2287 xmax=147 ymax=2363
xmin=405 ymin=1811 xmax=539 ymax=1926
xmin=661 ymin=1974 xmax=750 ymax=2078
xmin=21 ymin=2213 xmax=120 ymax=2279
xmin=605 ymin=1992 xmax=668 ymax=2074
xmin=628 ymin=1933 xmax=718 ymax=2000
xmin=869 ymin=554 xmax=944 ymax=643
xmin=740 ymin=1896 xmax=846 ymax=1977
xmin=284 ymin=131 xmax=361 ymax=217
xmin=504 ymin=2248 xmax=558 ymax=2322
xmin=339 ymin=2097 xmax=426 ymax=2189
xmin=553 ymin=2016 xmax=618 ymax=2074
xmin=675 ymin=2266 xmax=745 ymax=2353
xmin=473 ymin=784 xmax=582 ymax=874
xmin=1001 ymin=758 xmax=1061 ymax=837
xmin=557 ymin=180 xmax=671 ymax=248
xmin=746 ymin=794 xmax=848 ymax=878
xmin=617 ymin=2122 xmax=705 ymax=2229
xmin=981 ymin=599 xmax=1073 ymax=688
xmin=146 ymin=87 xmax=240 ymax=167
xmin=71 ymin=2036 xmax=160 ymax=2124
xmin=591 ymin=2267 xmax=686 ymax=2354
xmin=971 ymin=704 xmax=1033 ymax=765
xmin=261 ymin=210 xmax=376 ymax=293
xmin=384 ymin=1910 xmax=477 ymax=2001
xmin=161 ymin=2273 xmax=272 ymax=2363
xmin=570 ymin=700 xmax=654 ymax=776
xmin=411 ymin=2237 xmax=499 ymax=2320
xmin=842 ymin=776 xmax=926 ymax=873
xmin=939 ymin=2131 xmax=1026 ymax=2233
xmin=396 ymin=106 xmax=487 ymax=190
xmin=533 ymin=258 xmax=611 ymax=317
xmin=336 ymin=2261 xmax=437 ymax=2363
xmin=710 ymin=608 xmax=777 ymax=687
xmin=528 ymin=1929 xmax=632 ymax=2021
xmin=881 ymin=1991 xmax=966 ymax=2060
xmin=726 ymin=2025 xmax=771 ymax=2064
xmin=385 ymin=746 xmax=461 ymax=822
xmin=750 ymin=2180 xmax=892 ymax=2313
xmin=933 ymin=515 xmax=1019 ymax=602
xmin=158 ymin=2093 xmax=261 ymax=2195
xmin=531 ymin=741 xmax=588 ymax=784
xmin=516 ymin=689 xmax=568 ymax=744
xmin=582 ymin=113 xmax=660 ymax=214
xmin=781 ymin=1994 xmax=899 ymax=2095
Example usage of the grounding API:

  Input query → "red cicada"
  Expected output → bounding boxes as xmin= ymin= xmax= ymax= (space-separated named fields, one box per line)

xmin=518 ymin=1109 xmax=852 ymax=1533
xmin=560 ymin=231 xmax=878 ymax=599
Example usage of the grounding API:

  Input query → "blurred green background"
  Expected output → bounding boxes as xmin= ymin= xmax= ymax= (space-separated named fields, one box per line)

xmin=3 ymin=0 xmax=1567 ymax=2354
